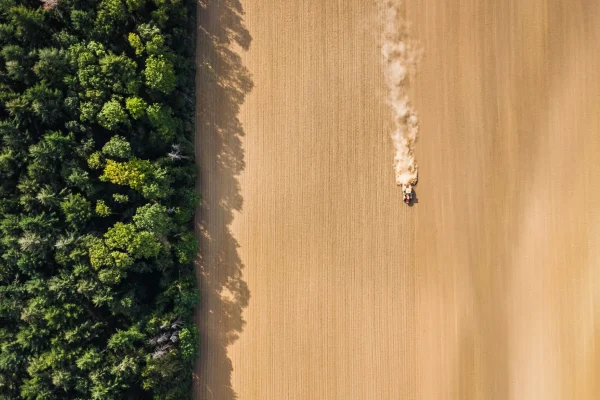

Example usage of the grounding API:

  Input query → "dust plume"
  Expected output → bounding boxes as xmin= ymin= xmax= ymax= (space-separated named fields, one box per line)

xmin=380 ymin=0 xmax=422 ymax=187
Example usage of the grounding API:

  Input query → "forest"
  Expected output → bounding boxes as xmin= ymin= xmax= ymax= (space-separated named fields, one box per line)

xmin=0 ymin=0 xmax=198 ymax=398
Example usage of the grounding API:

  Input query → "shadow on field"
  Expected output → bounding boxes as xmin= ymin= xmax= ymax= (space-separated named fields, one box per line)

xmin=193 ymin=0 xmax=253 ymax=399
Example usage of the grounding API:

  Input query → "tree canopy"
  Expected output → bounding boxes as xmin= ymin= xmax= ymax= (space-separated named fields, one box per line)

xmin=0 ymin=0 xmax=198 ymax=398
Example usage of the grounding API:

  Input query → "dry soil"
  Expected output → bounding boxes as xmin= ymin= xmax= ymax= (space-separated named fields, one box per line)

xmin=194 ymin=0 xmax=600 ymax=399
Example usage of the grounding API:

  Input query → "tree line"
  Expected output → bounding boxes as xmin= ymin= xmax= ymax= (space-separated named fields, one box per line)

xmin=0 ymin=0 xmax=199 ymax=398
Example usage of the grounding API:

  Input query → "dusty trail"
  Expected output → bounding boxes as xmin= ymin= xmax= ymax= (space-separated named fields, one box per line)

xmin=380 ymin=1 xmax=421 ymax=187
xmin=194 ymin=0 xmax=600 ymax=399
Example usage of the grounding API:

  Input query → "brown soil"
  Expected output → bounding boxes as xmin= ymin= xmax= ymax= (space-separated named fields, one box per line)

xmin=194 ymin=0 xmax=600 ymax=399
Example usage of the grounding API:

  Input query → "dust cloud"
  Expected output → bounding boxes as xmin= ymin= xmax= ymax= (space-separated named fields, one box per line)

xmin=380 ymin=0 xmax=422 ymax=187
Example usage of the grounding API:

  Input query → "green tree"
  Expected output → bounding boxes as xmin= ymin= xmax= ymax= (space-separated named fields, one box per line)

xmin=144 ymin=55 xmax=176 ymax=94
xmin=79 ymin=101 xmax=101 ymax=123
xmin=2 ymin=44 xmax=29 ymax=82
xmin=70 ymin=10 xmax=94 ymax=34
xmin=104 ymin=222 xmax=161 ymax=259
xmin=137 ymin=22 xmax=160 ymax=41
xmin=102 ymin=135 xmax=132 ymax=159
xmin=101 ymin=158 xmax=152 ymax=191
xmin=112 ymin=193 xmax=129 ymax=203
xmin=61 ymin=193 xmax=92 ymax=226
xmin=7 ymin=83 xmax=63 ymax=124
xmin=108 ymin=325 xmax=145 ymax=351
xmin=7 ymin=5 xmax=46 ymax=44
xmin=145 ymin=33 xmax=166 ymax=55
xmin=128 ymin=32 xmax=144 ymax=56
xmin=33 ymin=48 xmax=69 ymax=85
xmin=96 ymin=200 xmax=111 ymax=216
xmin=99 ymin=53 xmax=140 ymax=95
xmin=178 ymin=325 xmax=199 ymax=362
xmin=0 ymin=0 xmax=198 ymax=397
xmin=94 ymin=0 xmax=127 ymax=39
xmin=126 ymin=0 xmax=145 ymax=12
xmin=88 ymin=151 xmax=104 ymax=169
xmin=125 ymin=96 xmax=147 ymax=119
xmin=174 ymin=232 xmax=198 ymax=264
xmin=147 ymin=103 xmax=178 ymax=140
xmin=98 ymin=99 xmax=129 ymax=130
xmin=133 ymin=203 xmax=170 ymax=235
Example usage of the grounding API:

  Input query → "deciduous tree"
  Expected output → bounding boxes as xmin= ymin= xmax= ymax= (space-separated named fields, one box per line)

xmin=144 ymin=55 xmax=176 ymax=94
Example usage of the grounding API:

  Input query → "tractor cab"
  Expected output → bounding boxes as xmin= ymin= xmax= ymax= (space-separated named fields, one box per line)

xmin=402 ymin=184 xmax=414 ymax=205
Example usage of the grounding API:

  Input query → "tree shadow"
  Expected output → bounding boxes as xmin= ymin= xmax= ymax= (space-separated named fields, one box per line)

xmin=193 ymin=1 xmax=253 ymax=399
